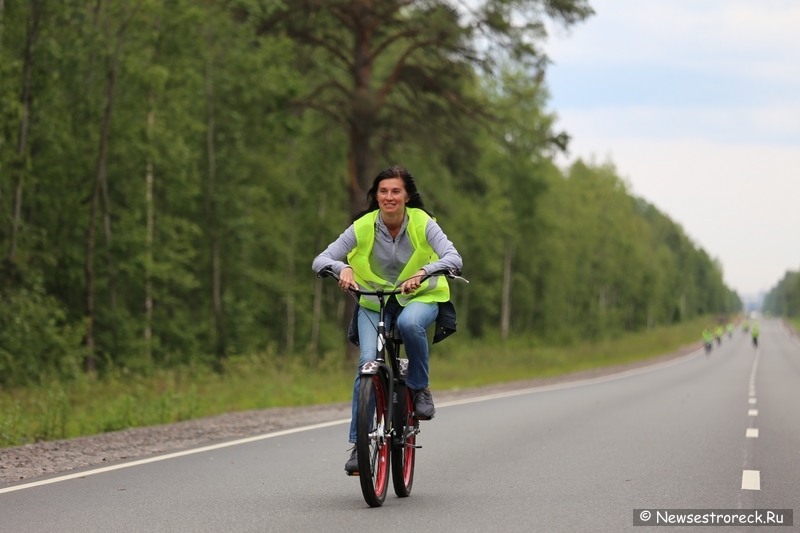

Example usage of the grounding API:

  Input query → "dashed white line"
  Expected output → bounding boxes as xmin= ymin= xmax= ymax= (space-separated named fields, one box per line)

xmin=742 ymin=470 xmax=761 ymax=490
xmin=742 ymin=349 xmax=761 ymax=492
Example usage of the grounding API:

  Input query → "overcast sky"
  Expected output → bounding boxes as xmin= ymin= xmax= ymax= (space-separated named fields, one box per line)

xmin=542 ymin=0 xmax=800 ymax=297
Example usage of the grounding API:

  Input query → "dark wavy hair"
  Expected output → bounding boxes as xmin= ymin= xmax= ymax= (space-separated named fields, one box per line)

xmin=355 ymin=165 xmax=433 ymax=220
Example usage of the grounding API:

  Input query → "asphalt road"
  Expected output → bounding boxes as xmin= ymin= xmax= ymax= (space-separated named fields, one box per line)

xmin=2 ymin=320 xmax=799 ymax=532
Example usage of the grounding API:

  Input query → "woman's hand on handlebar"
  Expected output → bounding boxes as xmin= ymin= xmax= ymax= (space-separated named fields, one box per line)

xmin=338 ymin=266 xmax=358 ymax=291
xmin=400 ymin=269 xmax=427 ymax=294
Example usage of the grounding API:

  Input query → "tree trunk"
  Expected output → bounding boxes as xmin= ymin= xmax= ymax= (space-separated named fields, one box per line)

xmin=144 ymin=93 xmax=155 ymax=362
xmin=101 ymin=146 xmax=116 ymax=313
xmin=84 ymin=13 xmax=123 ymax=372
xmin=85 ymin=0 xmax=104 ymax=95
xmin=285 ymin=207 xmax=295 ymax=355
xmin=501 ymin=242 xmax=514 ymax=341
xmin=143 ymin=13 xmax=161 ymax=363
xmin=205 ymin=37 xmax=223 ymax=357
xmin=346 ymin=7 xmax=378 ymax=216
xmin=8 ymin=0 xmax=41 ymax=263
xmin=348 ymin=126 xmax=374 ymax=217
xmin=309 ymin=191 xmax=326 ymax=357
xmin=85 ymin=178 xmax=101 ymax=372
xmin=285 ymin=138 xmax=298 ymax=355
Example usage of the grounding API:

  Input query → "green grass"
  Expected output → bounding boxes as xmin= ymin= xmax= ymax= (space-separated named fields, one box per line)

xmin=429 ymin=317 xmax=706 ymax=390
xmin=0 ymin=317 xmax=709 ymax=448
xmin=0 ymin=352 xmax=353 ymax=448
xmin=789 ymin=318 xmax=800 ymax=334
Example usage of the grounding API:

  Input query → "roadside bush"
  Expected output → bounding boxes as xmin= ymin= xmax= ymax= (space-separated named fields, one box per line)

xmin=0 ymin=284 xmax=85 ymax=387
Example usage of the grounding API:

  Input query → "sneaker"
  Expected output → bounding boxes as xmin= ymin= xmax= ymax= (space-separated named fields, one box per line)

xmin=344 ymin=446 xmax=359 ymax=474
xmin=413 ymin=387 xmax=436 ymax=420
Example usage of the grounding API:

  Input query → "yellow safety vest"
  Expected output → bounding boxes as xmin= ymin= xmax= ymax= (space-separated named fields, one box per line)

xmin=347 ymin=208 xmax=450 ymax=312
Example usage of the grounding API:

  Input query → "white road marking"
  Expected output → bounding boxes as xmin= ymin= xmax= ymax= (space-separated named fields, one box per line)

xmin=748 ymin=409 xmax=758 ymax=416
xmin=0 ymin=418 xmax=349 ymax=495
xmin=0 ymin=345 xmax=708 ymax=495
xmin=741 ymin=470 xmax=761 ymax=490
xmin=746 ymin=428 xmax=759 ymax=438
xmin=749 ymin=398 xmax=757 ymax=404
xmin=747 ymin=350 xmax=759 ymax=399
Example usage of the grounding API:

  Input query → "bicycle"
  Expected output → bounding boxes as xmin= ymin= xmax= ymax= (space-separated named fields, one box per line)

xmin=318 ymin=266 xmax=467 ymax=507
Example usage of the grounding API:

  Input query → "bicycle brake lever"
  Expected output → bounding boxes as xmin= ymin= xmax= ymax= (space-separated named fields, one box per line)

xmin=317 ymin=267 xmax=338 ymax=281
xmin=447 ymin=268 xmax=469 ymax=284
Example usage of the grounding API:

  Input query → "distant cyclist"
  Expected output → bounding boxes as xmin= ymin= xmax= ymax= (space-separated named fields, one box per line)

xmin=312 ymin=165 xmax=462 ymax=473
xmin=727 ymin=323 xmax=734 ymax=338
xmin=702 ymin=328 xmax=714 ymax=355
xmin=715 ymin=326 xmax=724 ymax=345
xmin=752 ymin=321 xmax=760 ymax=347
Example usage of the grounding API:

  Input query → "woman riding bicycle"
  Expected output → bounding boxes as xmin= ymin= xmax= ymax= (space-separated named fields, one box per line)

xmin=312 ymin=165 xmax=462 ymax=473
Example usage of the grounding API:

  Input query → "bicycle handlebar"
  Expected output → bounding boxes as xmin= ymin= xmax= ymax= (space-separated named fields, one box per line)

xmin=317 ymin=266 xmax=469 ymax=296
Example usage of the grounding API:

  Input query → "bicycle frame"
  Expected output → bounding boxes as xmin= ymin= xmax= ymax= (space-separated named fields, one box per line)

xmin=317 ymin=267 xmax=464 ymax=445
xmin=358 ymin=288 xmax=402 ymax=439
xmin=317 ymin=266 xmax=467 ymax=505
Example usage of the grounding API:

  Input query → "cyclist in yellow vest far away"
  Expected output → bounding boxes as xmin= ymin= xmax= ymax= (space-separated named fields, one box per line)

xmin=715 ymin=325 xmax=724 ymax=345
xmin=702 ymin=328 xmax=714 ymax=355
xmin=313 ymin=165 xmax=462 ymax=473
xmin=752 ymin=321 xmax=760 ymax=347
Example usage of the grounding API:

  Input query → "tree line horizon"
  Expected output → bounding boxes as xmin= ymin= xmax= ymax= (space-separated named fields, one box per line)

xmin=0 ymin=0 xmax=741 ymax=388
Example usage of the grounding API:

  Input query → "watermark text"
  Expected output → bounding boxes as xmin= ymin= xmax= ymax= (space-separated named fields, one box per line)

xmin=634 ymin=509 xmax=793 ymax=526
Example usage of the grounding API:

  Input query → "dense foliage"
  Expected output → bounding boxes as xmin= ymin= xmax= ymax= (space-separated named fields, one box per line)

xmin=0 ymin=0 xmax=739 ymax=388
xmin=763 ymin=270 xmax=800 ymax=318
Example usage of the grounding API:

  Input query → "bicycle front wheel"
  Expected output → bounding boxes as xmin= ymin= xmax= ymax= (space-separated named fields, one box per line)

xmin=391 ymin=384 xmax=417 ymax=497
xmin=356 ymin=374 xmax=390 ymax=507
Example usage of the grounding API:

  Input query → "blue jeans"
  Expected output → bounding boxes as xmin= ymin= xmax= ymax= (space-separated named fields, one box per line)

xmin=348 ymin=300 xmax=439 ymax=443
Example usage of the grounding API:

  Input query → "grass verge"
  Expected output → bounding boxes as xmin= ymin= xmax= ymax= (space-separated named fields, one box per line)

xmin=0 ymin=317 xmax=710 ymax=448
xmin=430 ymin=317 xmax=706 ymax=389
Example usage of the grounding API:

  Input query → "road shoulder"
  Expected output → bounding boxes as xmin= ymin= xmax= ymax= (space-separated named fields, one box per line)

xmin=0 ymin=342 xmax=700 ymax=486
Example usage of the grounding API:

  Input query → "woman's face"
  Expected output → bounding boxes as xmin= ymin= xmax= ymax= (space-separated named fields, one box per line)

xmin=376 ymin=178 xmax=409 ymax=217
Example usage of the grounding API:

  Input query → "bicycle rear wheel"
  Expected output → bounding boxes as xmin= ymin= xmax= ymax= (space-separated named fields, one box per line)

xmin=391 ymin=384 xmax=418 ymax=497
xmin=356 ymin=374 xmax=390 ymax=507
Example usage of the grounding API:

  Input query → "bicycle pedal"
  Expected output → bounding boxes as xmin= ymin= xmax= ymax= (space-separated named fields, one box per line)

xmin=345 ymin=470 xmax=360 ymax=477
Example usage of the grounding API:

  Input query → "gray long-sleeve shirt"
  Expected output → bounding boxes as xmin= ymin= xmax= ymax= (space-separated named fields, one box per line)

xmin=311 ymin=211 xmax=462 ymax=284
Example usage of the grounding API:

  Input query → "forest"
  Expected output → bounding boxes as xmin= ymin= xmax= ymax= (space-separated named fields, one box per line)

xmin=763 ymin=270 xmax=800 ymax=319
xmin=0 ymin=0 xmax=742 ymax=389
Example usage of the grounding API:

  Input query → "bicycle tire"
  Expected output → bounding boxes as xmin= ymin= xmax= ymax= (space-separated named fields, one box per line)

xmin=356 ymin=374 xmax=390 ymax=507
xmin=391 ymin=384 xmax=417 ymax=497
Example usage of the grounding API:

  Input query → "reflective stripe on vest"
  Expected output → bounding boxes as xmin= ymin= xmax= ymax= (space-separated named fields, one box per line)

xmin=347 ymin=208 xmax=450 ymax=312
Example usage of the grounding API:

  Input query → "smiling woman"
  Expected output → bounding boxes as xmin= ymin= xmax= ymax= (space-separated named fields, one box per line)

xmin=312 ymin=165 xmax=462 ymax=473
